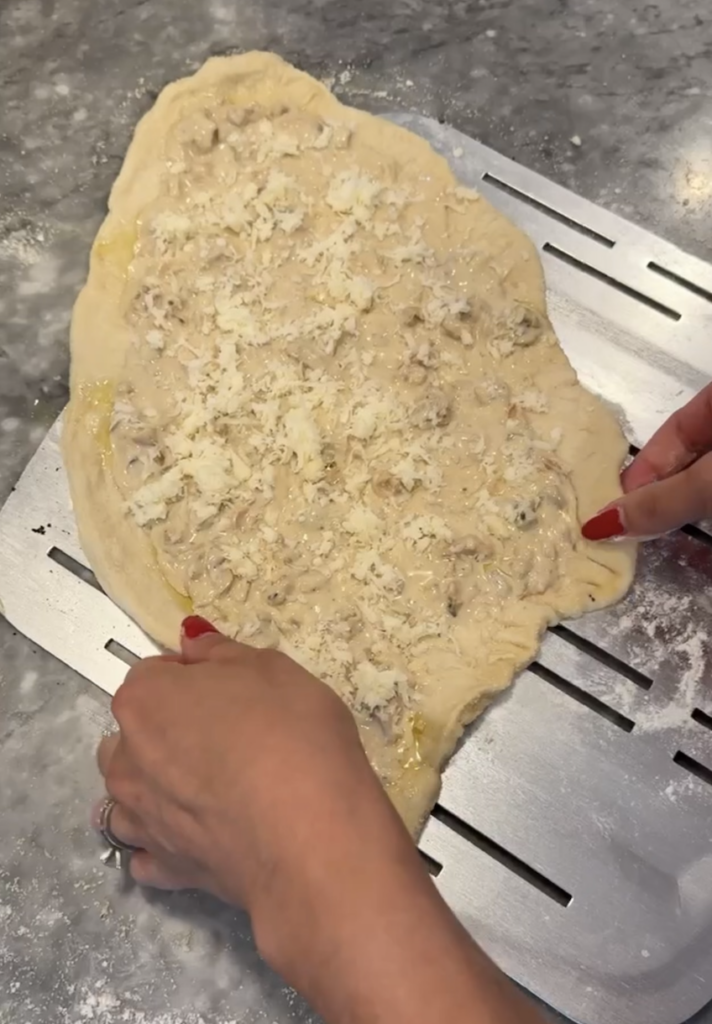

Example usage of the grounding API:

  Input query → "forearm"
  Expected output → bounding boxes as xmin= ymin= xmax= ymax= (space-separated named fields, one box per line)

xmin=251 ymin=789 xmax=545 ymax=1024
xmin=298 ymin=872 xmax=544 ymax=1024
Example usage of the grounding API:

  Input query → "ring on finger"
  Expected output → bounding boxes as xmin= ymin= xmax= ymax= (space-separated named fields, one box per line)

xmin=98 ymin=796 xmax=140 ymax=855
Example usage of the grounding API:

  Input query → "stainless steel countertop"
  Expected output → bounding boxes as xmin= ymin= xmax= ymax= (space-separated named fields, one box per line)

xmin=1 ymin=2 xmax=711 ymax=1022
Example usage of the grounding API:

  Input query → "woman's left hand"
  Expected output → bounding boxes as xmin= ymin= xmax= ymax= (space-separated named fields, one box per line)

xmin=583 ymin=382 xmax=712 ymax=541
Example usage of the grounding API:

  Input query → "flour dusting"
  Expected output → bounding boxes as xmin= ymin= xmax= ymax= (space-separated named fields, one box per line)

xmin=72 ymin=985 xmax=239 ymax=1023
xmin=0 ymin=220 xmax=49 ymax=267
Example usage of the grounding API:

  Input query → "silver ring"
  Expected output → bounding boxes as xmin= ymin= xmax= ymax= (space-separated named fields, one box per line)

xmin=98 ymin=797 xmax=139 ymax=854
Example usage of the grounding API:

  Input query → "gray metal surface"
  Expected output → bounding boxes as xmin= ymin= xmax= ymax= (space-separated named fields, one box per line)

xmin=2 ymin=118 xmax=712 ymax=1024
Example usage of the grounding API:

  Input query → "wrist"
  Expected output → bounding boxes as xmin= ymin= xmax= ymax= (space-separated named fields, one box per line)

xmin=252 ymin=783 xmax=415 ymax=981
xmin=249 ymin=792 xmax=546 ymax=1024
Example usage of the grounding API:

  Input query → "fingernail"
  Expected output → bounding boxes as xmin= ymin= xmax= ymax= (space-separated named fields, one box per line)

xmin=581 ymin=506 xmax=626 ymax=542
xmin=181 ymin=615 xmax=219 ymax=640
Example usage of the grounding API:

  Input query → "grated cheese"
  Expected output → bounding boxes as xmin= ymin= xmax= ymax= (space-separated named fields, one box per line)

xmin=326 ymin=170 xmax=383 ymax=223
xmin=343 ymin=505 xmax=383 ymax=536
xmin=352 ymin=660 xmax=408 ymax=712
xmin=280 ymin=405 xmax=324 ymax=481
xmin=129 ymin=465 xmax=185 ymax=525
xmin=402 ymin=514 xmax=453 ymax=551
xmin=151 ymin=211 xmax=193 ymax=253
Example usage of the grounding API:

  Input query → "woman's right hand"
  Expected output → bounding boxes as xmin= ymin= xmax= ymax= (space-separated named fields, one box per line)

xmin=583 ymin=382 xmax=712 ymax=541
xmin=95 ymin=618 xmax=546 ymax=1024
xmin=96 ymin=618 xmax=400 ymax=927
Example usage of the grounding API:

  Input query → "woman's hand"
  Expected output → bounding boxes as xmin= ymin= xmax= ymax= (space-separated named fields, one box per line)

xmin=95 ymin=616 xmax=545 ymax=1024
xmin=583 ymin=382 xmax=712 ymax=541
xmin=96 ymin=616 xmax=390 ymax=912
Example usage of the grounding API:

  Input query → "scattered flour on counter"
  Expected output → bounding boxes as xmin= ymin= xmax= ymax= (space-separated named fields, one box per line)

xmin=75 ymin=988 xmax=120 ymax=1020
xmin=0 ymin=222 xmax=48 ymax=267
xmin=17 ymin=253 xmax=60 ymax=297
xmin=70 ymin=986 xmax=241 ymax=1023
xmin=20 ymin=670 xmax=38 ymax=694
xmin=664 ymin=774 xmax=699 ymax=803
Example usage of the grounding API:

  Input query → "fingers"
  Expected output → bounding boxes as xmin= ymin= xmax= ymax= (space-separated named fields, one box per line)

xmin=133 ymin=654 xmax=184 ymax=669
xmin=621 ymin=455 xmax=659 ymax=493
xmin=585 ymin=450 xmax=712 ymax=540
xmin=622 ymin=384 xmax=712 ymax=493
xmin=91 ymin=799 xmax=197 ymax=890
xmin=180 ymin=615 xmax=252 ymax=664
xmin=128 ymin=850 xmax=196 ymax=891
xmin=623 ymin=453 xmax=712 ymax=535
xmin=92 ymin=798 xmax=146 ymax=849
xmin=97 ymin=733 xmax=120 ymax=779
xmin=108 ymin=617 xmax=246 ymax=691
xmin=110 ymin=652 xmax=189 ymax=725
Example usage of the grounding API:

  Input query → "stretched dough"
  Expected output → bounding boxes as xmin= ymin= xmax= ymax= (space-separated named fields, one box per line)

xmin=63 ymin=53 xmax=636 ymax=833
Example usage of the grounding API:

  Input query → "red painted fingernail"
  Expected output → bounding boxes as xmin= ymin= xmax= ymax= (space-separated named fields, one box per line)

xmin=581 ymin=506 xmax=626 ymax=542
xmin=181 ymin=615 xmax=219 ymax=639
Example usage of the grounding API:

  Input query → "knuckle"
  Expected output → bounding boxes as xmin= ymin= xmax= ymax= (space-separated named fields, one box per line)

xmin=110 ymin=685 xmax=129 ymax=723
xmin=111 ymin=661 xmax=156 ymax=721
xmin=110 ymin=678 xmax=137 ymax=723
xmin=106 ymin=763 xmax=144 ymax=817
xmin=207 ymin=637 xmax=242 ymax=662
xmin=104 ymin=760 xmax=128 ymax=802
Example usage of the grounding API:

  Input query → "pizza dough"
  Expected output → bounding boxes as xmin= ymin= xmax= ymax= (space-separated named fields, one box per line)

xmin=63 ymin=52 xmax=636 ymax=833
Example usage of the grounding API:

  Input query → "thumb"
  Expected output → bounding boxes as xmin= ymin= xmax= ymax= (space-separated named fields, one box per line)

xmin=583 ymin=452 xmax=712 ymax=541
xmin=180 ymin=616 xmax=241 ymax=664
